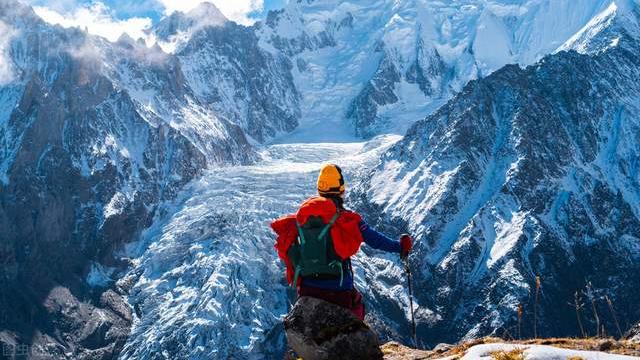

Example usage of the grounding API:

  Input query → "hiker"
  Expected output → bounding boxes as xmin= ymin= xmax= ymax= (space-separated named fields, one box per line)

xmin=271 ymin=163 xmax=413 ymax=321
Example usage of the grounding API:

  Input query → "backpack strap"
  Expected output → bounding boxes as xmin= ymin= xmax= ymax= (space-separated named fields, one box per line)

xmin=318 ymin=212 xmax=339 ymax=240
xmin=328 ymin=260 xmax=344 ymax=286
xmin=292 ymin=265 xmax=302 ymax=288
xmin=295 ymin=222 xmax=306 ymax=245
xmin=320 ymin=213 xmax=342 ymax=287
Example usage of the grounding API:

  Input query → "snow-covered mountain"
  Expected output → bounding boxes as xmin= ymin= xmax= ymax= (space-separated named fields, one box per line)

xmin=2 ymin=0 xmax=640 ymax=358
xmin=357 ymin=0 xmax=640 ymax=345
xmin=117 ymin=1 xmax=640 ymax=358
xmin=258 ymin=0 xmax=617 ymax=138
xmin=153 ymin=3 xmax=301 ymax=143
xmin=0 ymin=0 xmax=255 ymax=357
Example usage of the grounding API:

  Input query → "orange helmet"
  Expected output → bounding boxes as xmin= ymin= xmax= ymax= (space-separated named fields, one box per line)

xmin=317 ymin=163 xmax=345 ymax=196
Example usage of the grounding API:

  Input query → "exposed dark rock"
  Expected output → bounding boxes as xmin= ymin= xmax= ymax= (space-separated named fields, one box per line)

xmin=0 ymin=286 xmax=131 ymax=359
xmin=348 ymin=43 xmax=449 ymax=138
xmin=284 ymin=296 xmax=383 ymax=360
xmin=626 ymin=322 xmax=640 ymax=343
xmin=348 ymin=52 xmax=401 ymax=138
xmin=0 ymin=1 xmax=254 ymax=358
xmin=354 ymin=11 xmax=640 ymax=347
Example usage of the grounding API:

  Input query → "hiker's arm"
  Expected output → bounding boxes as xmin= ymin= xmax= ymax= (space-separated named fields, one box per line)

xmin=359 ymin=221 xmax=401 ymax=253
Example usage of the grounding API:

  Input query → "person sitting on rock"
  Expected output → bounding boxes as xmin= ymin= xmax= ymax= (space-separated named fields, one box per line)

xmin=271 ymin=163 xmax=413 ymax=320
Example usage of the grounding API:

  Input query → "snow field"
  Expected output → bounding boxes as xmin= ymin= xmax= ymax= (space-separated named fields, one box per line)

xmin=460 ymin=342 xmax=638 ymax=360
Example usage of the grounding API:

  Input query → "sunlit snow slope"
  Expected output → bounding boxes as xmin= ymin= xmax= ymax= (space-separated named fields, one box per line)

xmin=260 ymin=0 xmax=616 ymax=139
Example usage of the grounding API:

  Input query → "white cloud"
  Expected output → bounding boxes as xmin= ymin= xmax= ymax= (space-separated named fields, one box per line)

xmin=158 ymin=0 xmax=264 ymax=25
xmin=0 ymin=20 xmax=17 ymax=86
xmin=33 ymin=2 xmax=152 ymax=42
xmin=29 ymin=0 xmax=266 ymax=44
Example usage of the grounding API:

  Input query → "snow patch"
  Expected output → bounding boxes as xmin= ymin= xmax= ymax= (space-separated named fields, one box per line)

xmin=0 ymin=20 xmax=17 ymax=85
xmin=461 ymin=342 xmax=638 ymax=360
xmin=556 ymin=1 xmax=619 ymax=54
xmin=86 ymin=262 xmax=116 ymax=287
xmin=473 ymin=8 xmax=514 ymax=77
xmin=488 ymin=211 xmax=527 ymax=268
xmin=104 ymin=192 xmax=128 ymax=219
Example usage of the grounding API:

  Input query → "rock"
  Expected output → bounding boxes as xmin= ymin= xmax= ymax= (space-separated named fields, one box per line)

xmin=626 ymin=322 xmax=640 ymax=343
xmin=100 ymin=290 xmax=132 ymax=323
xmin=284 ymin=296 xmax=383 ymax=360
xmin=380 ymin=341 xmax=433 ymax=360
xmin=598 ymin=340 xmax=614 ymax=352
xmin=41 ymin=286 xmax=131 ymax=359
xmin=433 ymin=343 xmax=454 ymax=352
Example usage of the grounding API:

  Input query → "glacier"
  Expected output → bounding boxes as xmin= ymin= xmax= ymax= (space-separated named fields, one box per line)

xmin=119 ymin=138 xmax=401 ymax=359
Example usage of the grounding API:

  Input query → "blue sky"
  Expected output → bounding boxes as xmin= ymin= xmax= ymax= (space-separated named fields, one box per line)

xmin=27 ymin=0 xmax=287 ymax=22
xmin=25 ymin=0 xmax=288 ymax=42
xmin=105 ymin=0 xmax=287 ymax=21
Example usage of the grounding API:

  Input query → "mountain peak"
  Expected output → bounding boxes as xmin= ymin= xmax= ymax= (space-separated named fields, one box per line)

xmin=186 ymin=2 xmax=227 ymax=22
xmin=0 ymin=0 xmax=39 ymax=24
xmin=152 ymin=1 xmax=228 ymax=44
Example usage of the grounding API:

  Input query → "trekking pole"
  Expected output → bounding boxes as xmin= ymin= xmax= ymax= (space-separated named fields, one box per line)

xmin=403 ymin=257 xmax=418 ymax=348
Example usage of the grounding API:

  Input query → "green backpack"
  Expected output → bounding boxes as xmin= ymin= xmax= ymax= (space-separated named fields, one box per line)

xmin=287 ymin=213 xmax=344 ymax=287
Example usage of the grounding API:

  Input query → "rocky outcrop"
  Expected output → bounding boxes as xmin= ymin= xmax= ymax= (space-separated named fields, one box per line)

xmin=0 ymin=1 xmax=256 ymax=358
xmin=284 ymin=296 xmax=383 ymax=360
xmin=0 ymin=287 xmax=131 ymax=359
xmin=355 ymin=4 xmax=640 ymax=347
xmin=153 ymin=4 xmax=301 ymax=143
xmin=347 ymin=52 xmax=402 ymax=138
xmin=347 ymin=43 xmax=450 ymax=138
xmin=626 ymin=323 xmax=640 ymax=343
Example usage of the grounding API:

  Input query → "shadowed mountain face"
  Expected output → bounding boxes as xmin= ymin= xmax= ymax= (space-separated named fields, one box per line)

xmin=152 ymin=4 xmax=301 ymax=143
xmin=355 ymin=5 xmax=640 ymax=346
xmin=0 ymin=2 xmax=262 ymax=357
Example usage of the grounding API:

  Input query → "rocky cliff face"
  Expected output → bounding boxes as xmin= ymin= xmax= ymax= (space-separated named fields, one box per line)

xmin=0 ymin=1 xmax=257 ymax=357
xmin=152 ymin=3 xmax=301 ymax=143
xmin=355 ymin=2 xmax=640 ymax=346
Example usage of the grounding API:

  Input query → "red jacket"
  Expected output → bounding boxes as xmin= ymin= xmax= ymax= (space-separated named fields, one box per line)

xmin=271 ymin=196 xmax=364 ymax=285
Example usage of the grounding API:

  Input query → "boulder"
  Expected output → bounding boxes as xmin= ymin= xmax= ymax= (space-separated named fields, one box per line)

xmin=433 ymin=343 xmax=454 ymax=352
xmin=284 ymin=296 xmax=383 ymax=360
xmin=626 ymin=322 xmax=640 ymax=343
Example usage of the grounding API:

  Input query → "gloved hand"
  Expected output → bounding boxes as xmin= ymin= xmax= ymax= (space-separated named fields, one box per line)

xmin=400 ymin=234 xmax=412 ymax=260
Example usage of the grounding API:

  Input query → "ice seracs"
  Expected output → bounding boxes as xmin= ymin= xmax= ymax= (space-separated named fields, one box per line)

xmin=259 ymin=0 xmax=616 ymax=138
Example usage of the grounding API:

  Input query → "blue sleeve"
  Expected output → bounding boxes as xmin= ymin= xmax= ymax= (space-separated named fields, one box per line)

xmin=359 ymin=221 xmax=401 ymax=253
